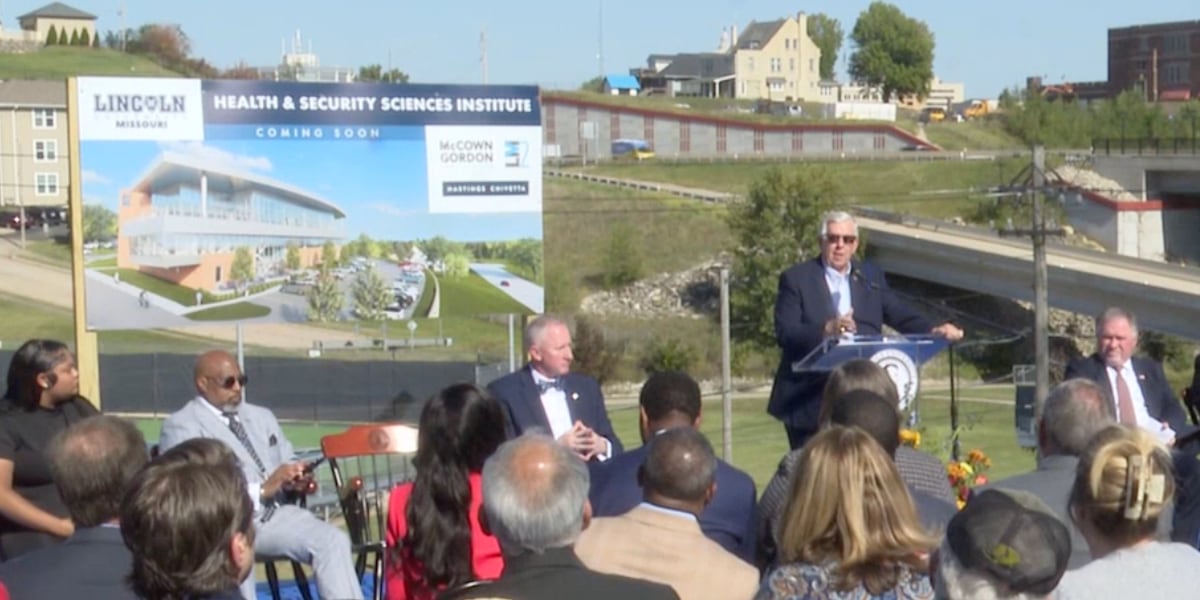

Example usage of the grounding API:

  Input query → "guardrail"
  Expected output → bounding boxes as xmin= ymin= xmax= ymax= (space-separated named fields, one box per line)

xmin=1092 ymin=137 xmax=1200 ymax=156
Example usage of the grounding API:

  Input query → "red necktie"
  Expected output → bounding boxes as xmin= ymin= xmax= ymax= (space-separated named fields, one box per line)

xmin=1115 ymin=370 xmax=1137 ymax=426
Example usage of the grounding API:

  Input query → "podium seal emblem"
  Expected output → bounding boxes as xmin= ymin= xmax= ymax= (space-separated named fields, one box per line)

xmin=870 ymin=348 xmax=919 ymax=412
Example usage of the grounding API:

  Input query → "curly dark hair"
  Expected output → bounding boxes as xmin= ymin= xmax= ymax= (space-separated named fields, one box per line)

xmin=404 ymin=383 xmax=507 ymax=588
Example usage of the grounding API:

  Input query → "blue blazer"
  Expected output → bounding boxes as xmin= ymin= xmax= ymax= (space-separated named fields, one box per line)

xmin=768 ymin=258 xmax=933 ymax=430
xmin=1064 ymin=354 xmax=1190 ymax=435
xmin=0 ymin=526 xmax=138 ymax=599
xmin=487 ymin=366 xmax=623 ymax=456
xmin=588 ymin=444 xmax=758 ymax=564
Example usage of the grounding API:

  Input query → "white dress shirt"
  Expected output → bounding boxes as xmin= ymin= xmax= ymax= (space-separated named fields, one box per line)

xmin=1106 ymin=362 xmax=1175 ymax=444
xmin=823 ymin=262 xmax=853 ymax=318
xmin=199 ymin=398 xmax=271 ymax=508
xmin=530 ymin=370 xmax=574 ymax=441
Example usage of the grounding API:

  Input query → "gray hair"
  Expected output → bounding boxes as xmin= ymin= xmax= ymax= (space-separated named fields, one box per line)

xmin=524 ymin=314 xmax=568 ymax=353
xmin=481 ymin=432 xmax=589 ymax=554
xmin=1095 ymin=307 xmax=1137 ymax=338
xmin=819 ymin=210 xmax=858 ymax=236
xmin=641 ymin=428 xmax=717 ymax=502
xmin=934 ymin=538 xmax=1043 ymax=600
xmin=1041 ymin=378 xmax=1114 ymax=456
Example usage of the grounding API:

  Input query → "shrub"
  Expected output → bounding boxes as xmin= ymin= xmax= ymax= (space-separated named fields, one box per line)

xmin=638 ymin=338 xmax=698 ymax=375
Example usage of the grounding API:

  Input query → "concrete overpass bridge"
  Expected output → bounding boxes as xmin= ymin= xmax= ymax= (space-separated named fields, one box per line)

xmin=859 ymin=211 xmax=1200 ymax=340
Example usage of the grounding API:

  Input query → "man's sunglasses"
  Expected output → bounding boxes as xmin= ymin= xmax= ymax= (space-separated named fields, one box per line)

xmin=823 ymin=234 xmax=858 ymax=245
xmin=216 ymin=375 xmax=249 ymax=389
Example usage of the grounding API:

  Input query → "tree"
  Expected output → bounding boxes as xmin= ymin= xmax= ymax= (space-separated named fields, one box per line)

xmin=579 ymin=76 xmax=605 ymax=93
xmin=79 ymin=29 xmax=91 ymax=47
xmin=81 ymin=204 xmax=116 ymax=243
xmin=726 ymin=168 xmax=838 ymax=349
xmin=352 ymin=265 xmax=393 ymax=320
xmin=601 ymin=224 xmax=643 ymax=289
xmin=69 ymin=29 xmax=80 ymax=46
xmin=321 ymin=240 xmax=339 ymax=268
xmin=807 ymin=13 xmax=844 ymax=81
xmin=848 ymin=2 xmax=935 ymax=102
xmin=357 ymin=64 xmax=409 ymax=83
xmin=56 ymin=27 xmax=68 ymax=45
xmin=285 ymin=243 xmax=301 ymax=271
xmin=221 ymin=61 xmax=260 ymax=79
xmin=571 ymin=316 xmax=621 ymax=384
xmin=307 ymin=267 xmax=344 ymax=322
xmin=230 ymin=246 xmax=254 ymax=285
xmin=443 ymin=252 xmax=470 ymax=279
xmin=45 ymin=25 xmax=57 ymax=46
xmin=353 ymin=233 xmax=378 ymax=258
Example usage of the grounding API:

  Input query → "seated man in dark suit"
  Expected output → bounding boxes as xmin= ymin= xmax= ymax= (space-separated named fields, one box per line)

xmin=457 ymin=433 xmax=678 ymax=600
xmin=487 ymin=315 xmax=622 ymax=461
xmin=1065 ymin=307 xmax=1189 ymax=443
xmin=0 ymin=415 xmax=148 ymax=599
xmin=588 ymin=370 xmax=757 ymax=564
xmin=120 ymin=438 xmax=256 ymax=600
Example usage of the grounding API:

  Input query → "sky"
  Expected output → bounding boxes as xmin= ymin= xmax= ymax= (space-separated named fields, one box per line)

xmin=12 ymin=0 xmax=1199 ymax=99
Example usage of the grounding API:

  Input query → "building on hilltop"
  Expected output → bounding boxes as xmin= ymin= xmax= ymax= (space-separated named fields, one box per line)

xmin=0 ymin=2 xmax=95 ymax=46
xmin=633 ymin=12 xmax=822 ymax=102
xmin=1108 ymin=19 xmax=1200 ymax=102
xmin=0 ymin=80 xmax=69 ymax=210
xmin=257 ymin=30 xmax=356 ymax=83
xmin=117 ymin=152 xmax=347 ymax=292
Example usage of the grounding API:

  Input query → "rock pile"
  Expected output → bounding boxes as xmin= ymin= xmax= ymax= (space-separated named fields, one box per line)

xmin=581 ymin=257 xmax=729 ymax=318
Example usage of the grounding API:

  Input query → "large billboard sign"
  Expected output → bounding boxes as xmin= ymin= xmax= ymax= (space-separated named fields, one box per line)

xmin=73 ymin=78 xmax=543 ymax=330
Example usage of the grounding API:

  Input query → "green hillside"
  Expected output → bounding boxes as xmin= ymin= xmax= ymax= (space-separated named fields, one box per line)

xmin=0 ymin=47 xmax=180 ymax=79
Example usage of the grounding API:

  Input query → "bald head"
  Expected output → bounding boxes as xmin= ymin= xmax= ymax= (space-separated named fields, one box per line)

xmin=640 ymin=428 xmax=717 ymax=507
xmin=481 ymin=433 xmax=590 ymax=554
xmin=193 ymin=350 xmax=245 ymax=411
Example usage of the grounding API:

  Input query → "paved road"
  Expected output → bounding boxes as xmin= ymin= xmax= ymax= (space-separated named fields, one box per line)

xmin=469 ymin=263 xmax=543 ymax=313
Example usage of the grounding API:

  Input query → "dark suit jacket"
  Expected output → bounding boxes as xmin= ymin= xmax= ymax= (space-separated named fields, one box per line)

xmin=768 ymin=258 xmax=933 ymax=430
xmin=487 ymin=367 xmax=623 ymax=456
xmin=0 ymin=525 xmax=137 ymax=600
xmin=588 ymin=444 xmax=758 ymax=564
xmin=456 ymin=546 xmax=679 ymax=600
xmin=1064 ymin=354 xmax=1189 ymax=435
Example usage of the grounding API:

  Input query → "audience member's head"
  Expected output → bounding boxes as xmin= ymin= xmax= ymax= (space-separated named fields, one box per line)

xmin=779 ymin=425 xmax=934 ymax=594
xmin=1039 ymin=378 xmax=1113 ymax=457
xmin=121 ymin=438 xmax=255 ymax=600
xmin=638 ymin=370 xmax=702 ymax=441
xmin=935 ymin=488 xmax=1071 ymax=600
xmin=3 ymin=339 xmax=77 ymax=410
xmin=1094 ymin=307 xmax=1138 ymax=370
xmin=819 ymin=358 xmax=900 ymax=426
xmin=481 ymin=433 xmax=590 ymax=556
xmin=48 ymin=415 xmax=148 ymax=527
xmin=193 ymin=350 xmax=246 ymax=412
xmin=829 ymin=389 xmax=901 ymax=457
xmin=405 ymin=383 xmax=508 ymax=588
xmin=1068 ymin=424 xmax=1174 ymax=554
xmin=525 ymin=315 xmax=574 ymax=378
xmin=638 ymin=427 xmax=717 ymax=515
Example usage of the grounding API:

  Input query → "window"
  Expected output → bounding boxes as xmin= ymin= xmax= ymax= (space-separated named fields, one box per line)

xmin=1164 ymin=34 xmax=1188 ymax=55
xmin=35 ymin=173 xmax=58 ymax=196
xmin=790 ymin=58 xmax=796 ymax=72
xmin=769 ymin=80 xmax=785 ymax=91
xmin=34 ymin=140 xmax=57 ymax=162
xmin=770 ymin=58 xmax=782 ymax=73
xmin=1163 ymin=62 xmax=1188 ymax=84
xmin=32 ymin=109 xmax=55 ymax=129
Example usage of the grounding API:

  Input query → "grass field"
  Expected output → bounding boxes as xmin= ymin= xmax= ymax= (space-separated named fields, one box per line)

xmin=0 ymin=47 xmax=179 ymax=79
xmin=437 ymin=273 xmax=530 ymax=317
xmin=920 ymin=118 xmax=1025 ymax=151
xmin=187 ymin=302 xmax=272 ymax=321
xmin=115 ymin=268 xmax=214 ymax=306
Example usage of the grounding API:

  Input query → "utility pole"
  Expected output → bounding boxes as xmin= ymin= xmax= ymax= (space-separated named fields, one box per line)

xmin=719 ymin=267 xmax=733 ymax=462
xmin=480 ymin=27 xmax=488 ymax=84
xmin=596 ymin=0 xmax=605 ymax=79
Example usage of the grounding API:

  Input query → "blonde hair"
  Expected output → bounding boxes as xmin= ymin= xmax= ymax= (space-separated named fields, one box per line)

xmin=779 ymin=426 xmax=935 ymax=594
xmin=1068 ymin=424 xmax=1174 ymax=547
xmin=818 ymin=359 xmax=900 ymax=426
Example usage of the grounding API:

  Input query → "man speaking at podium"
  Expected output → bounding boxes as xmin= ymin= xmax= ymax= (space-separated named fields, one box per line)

xmin=767 ymin=211 xmax=964 ymax=449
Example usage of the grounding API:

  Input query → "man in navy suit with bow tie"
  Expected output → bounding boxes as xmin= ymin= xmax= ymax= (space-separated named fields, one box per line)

xmin=487 ymin=316 xmax=623 ymax=461
xmin=768 ymin=211 xmax=964 ymax=450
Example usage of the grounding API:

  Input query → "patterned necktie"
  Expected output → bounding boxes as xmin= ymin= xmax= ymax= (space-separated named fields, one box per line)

xmin=1115 ymin=370 xmax=1137 ymax=426
xmin=537 ymin=378 xmax=563 ymax=394
xmin=223 ymin=411 xmax=267 ymax=476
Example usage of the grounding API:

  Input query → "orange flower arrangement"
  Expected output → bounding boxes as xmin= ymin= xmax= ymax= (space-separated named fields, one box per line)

xmin=946 ymin=448 xmax=992 ymax=509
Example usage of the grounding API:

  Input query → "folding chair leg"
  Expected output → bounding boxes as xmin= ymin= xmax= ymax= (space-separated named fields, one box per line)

xmin=264 ymin=561 xmax=282 ymax=600
xmin=291 ymin=560 xmax=313 ymax=600
xmin=373 ymin=551 xmax=385 ymax=600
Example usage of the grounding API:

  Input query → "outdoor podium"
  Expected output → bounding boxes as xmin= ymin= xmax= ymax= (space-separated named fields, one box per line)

xmin=791 ymin=334 xmax=949 ymax=426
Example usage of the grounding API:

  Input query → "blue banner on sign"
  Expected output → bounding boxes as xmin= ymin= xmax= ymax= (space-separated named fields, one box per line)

xmin=204 ymin=124 xmax=426 ymax=141
xmin=201 ymin=81 xmax=542 ymax=126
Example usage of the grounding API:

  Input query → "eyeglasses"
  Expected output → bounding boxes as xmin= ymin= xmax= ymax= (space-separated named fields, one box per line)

xmin=216 ymin=374 xmax=249 ymax=389
xmin=824 ymin=234 xmax=858 ymax=245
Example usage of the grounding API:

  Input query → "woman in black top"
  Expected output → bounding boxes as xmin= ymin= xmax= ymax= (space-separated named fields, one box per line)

xmin=0 ymin=339 xmax=99 ymax=560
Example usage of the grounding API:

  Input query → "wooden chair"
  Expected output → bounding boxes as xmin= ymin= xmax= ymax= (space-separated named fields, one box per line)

xmin=321 ymin=423 xmax=420 ymax=600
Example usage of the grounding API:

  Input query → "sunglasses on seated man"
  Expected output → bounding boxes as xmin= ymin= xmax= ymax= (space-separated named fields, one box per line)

xmin=216 ymin=374 xmax=249 ymax=389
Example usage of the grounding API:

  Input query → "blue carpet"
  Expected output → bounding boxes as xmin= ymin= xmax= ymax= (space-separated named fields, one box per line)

xmin=256 ymin=573 xmax=376 ymax=600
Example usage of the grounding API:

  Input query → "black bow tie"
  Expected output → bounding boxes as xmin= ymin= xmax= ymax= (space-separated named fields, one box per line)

xmin=537 ymin=378 xmax=564 ymax=394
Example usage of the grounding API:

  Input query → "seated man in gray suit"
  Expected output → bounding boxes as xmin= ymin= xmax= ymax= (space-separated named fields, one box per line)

xmin=159 ymin=350 xmax=361 ymax=600
xmin=0 ymin=415 xmax=147 ymax=599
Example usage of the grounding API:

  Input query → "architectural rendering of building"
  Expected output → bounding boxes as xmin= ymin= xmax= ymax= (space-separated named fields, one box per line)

xmin=118 ymin=152 xmax=346 ymax=291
